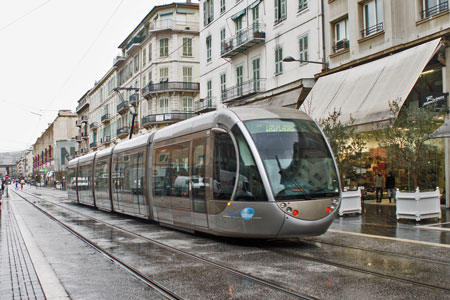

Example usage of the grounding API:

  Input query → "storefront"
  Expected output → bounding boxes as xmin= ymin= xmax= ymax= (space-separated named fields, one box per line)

xmin=303 ymin=38 xmax=448 ymax=205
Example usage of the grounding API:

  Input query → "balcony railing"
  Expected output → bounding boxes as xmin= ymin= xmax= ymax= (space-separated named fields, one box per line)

xmin=333 ymin=39 xmax=350 ymax=53
xmin=421 ymin=1 xmax=449 ymax=18
xmin=89 ymin=122 xmax=99 ymax=129
xmin=221 ymin=24 xmax=266 ymax=58
xmin=142 ymin=81 xmax=200 ymax=97
xmin=81 ymin=116 xmax=88 ymax=124
xmin=222 ymin=79 xmax=266 ymax=103
xmin=101 ymin=113 xmax=111 ymax=123
xmin=76 ymin=99 xmax=89 ymax=113
xmin=117 ymin=101 xmax=129 ymax=114
xmin=101 ymin=136 xmax=111 ymax=144
xmin=117 ymin=126 xmax=130 ymax=137
xmin=90 ymin=142 xmax=97 ymax=148
xmin=141 ymin=112 xmax=195 ymax=126
xmin=113 ymin=55 xmax=125 ymax=67
xmin=149 ymin=20 xmax=199 ymax=32
xmin=195 ymin=97 xmax=217 ymax=113
xmin=361 ymin=22 xmax=383 ymax=38
xmin=76 ymin=120 xmax=82 ymax=127
xmin=129 ymin=93 xmax=139 ymax=103
xmin=81 ymin=132 xmax=88 ymax=140
xmin=125 ymin=35 xmax=146 ymax=50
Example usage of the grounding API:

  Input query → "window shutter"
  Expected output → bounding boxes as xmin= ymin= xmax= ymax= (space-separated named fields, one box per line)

xmin=274 ymin=0 xmax=279 ymax=22
xmin=210 ymin=0 xmax=214 ymax=21
xmin=203 ymin=1 xmax=208 ymax=25
xmin=281 ymin=0 xmax=286 ymax=19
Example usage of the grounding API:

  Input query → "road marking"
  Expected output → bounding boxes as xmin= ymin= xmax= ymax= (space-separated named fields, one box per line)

xmin=328 ymin=229 xmax=450 ymax=249
xmin=415 ymin=222 xmax=450 ymax=232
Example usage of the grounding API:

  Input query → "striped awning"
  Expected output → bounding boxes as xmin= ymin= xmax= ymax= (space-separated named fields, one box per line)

xmin=231 ymin=9 xmax=246 ymax=21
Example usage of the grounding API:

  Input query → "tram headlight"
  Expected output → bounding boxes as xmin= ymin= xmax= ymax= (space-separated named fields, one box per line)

xmin=286 ymin=207 xmax=292 ymax=213
xmin=280 ymin=203 xmax=287 ymax=209
xmin=332 ymin=199 xmax=339 ymax=205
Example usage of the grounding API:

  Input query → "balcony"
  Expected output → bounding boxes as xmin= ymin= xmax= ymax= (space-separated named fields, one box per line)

xmin=76 ymin=99 xmax=89 ymax=113
xmin=141 ymin=112 xmax=195 ymax=127
xmin=117 ymin=101 xmax=129 ymax=114
xmin=117 ymin=126 xmax=130 ymax=138
xmin=75 ymin=135 xmax=81 ymax=142
xmin=81 ymin=115 xmax=88 ymax=124
xmin=221 ymin=24 xmax=266 ymax=58
xmin=81 ymin=132 xmax=88 ymax=140
xmin=80 ymin=148 xmax=88 ymax=154
xmin=89 ymin=122 xmax=99 ymax=130
xmin=195 ymin=97 xmax=216 ymax=113
xmin=90 ymin=142 xmax=97 ymax=148
xmin=101 ymin=136 xmax=111 ymax=144
xmin=113 ymin=55 xmax=125 ymax=67
xmin=333 ymin=39 xmax=350 ymax=53
xmin=125 ymin=35 xmax=147 ymax=54
xmin=101 ymin=113 xmax=111 ymax=123
xmin=361 ymin=22 xmax=383 ymax=38
xmin=149 ymin=20 xmax=199 ymax=32
xmin=421 ymin=1 xmax=449 ymax=19
xmin=76 ymin=120 xmax=82 ymax=127
xmin=142 ymin=81 xmax=200 ymax=98
xmin=222 ymin=79 xmax=266 ymax=103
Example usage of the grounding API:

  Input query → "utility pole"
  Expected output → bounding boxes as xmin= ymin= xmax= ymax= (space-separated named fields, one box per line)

xmin=114 ymin=87 xmax=140 ymax=139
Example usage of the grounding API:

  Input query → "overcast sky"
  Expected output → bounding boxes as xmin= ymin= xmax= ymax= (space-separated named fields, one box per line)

xmin=0 ymin=0 xmax=191 ymax=152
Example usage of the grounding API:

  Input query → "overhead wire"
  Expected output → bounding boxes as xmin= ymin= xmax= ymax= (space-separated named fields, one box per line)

xmin=0 ymin=0 xmax=52 ymax=32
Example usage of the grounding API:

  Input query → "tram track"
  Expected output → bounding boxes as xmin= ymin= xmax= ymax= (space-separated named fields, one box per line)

xmin=18 ymin=190 xmax=450 ymax=295
xmin=14 ymin=190 xmax=318 ymax=300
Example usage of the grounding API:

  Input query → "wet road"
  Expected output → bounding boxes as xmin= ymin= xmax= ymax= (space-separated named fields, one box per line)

xmin=2 ymin=187 xmax=450 ymax=299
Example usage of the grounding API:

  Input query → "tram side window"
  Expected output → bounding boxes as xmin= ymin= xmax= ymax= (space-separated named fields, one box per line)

xmin=131 ymin=152 xmax=144 ymax=196
xmin=213 ymin=132 xmax=237 ymax=201
xmin=122 ymin=154 xmax=131 ymax=194
xmin=154 ymin=142 xmax=190 ymax=198
xmin=95 ymin=160 xmax=108 ymax=192
xmin=232 ymin=126 xmax=267 ymax=201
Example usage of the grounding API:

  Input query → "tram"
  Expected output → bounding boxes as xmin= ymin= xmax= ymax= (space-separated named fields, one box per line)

xmin=67 ymin=107 xmax=341 ymax=238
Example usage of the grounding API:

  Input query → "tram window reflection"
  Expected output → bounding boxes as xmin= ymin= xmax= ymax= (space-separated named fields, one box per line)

xmin=213 ymin=132 xmax=237 ymax=201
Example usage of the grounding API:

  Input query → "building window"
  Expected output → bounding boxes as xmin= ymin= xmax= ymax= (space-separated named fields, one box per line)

xmin=220 ymin=28 xmax=226 ymax=54
xmin=274 ymin=0 xmax=287 ymax=24
xmin=220 ymin=0 xmax=226 ymax=13
xmin=159 ymin=97 xmax=169 ymax=113
xmin=160 ymin=67 xmax=169 ymax=89
xmin=133 ymin=54 xmax=139 ymax=73
xmin=236 ymin=65 xmax=243 ymax=96
xmin=299 ymin=35 xmax=308 ymax=63
xmin=143 ymin=48 xmax=147 ymax=67
xmin=298 ymin=0 xmax=308 ymax=11
xmin=361 ymin=0 xmax=383 ymax=37
xmin=275 ymin=46 xmax=283 ymax=75
xmin=421 ymin=0 xmax=449 ymax=18
xmin=203 ymin=0 xmax=214 ymax=26
xmin=149 ymin=44 xmax=152 ymax=62
xmin=206 ymin=35 xmax=212 ymax=62
xmin=220 ymin=73 xmax=226 ymax=100
xmin=160 ymin=38 xmax=169 ymax=57
xmin=182 ymin=96 xmax=193 ymax=112
xmin=252 ymin=58 xmax=260 ymax=91
xmin=334 ymin=18 xmax=349 ymax=52
xmin=183 ymin=38 xmax=192 ymax=56
xmin=236 ymin=16 xmax=244 ymax=45
xmin=207 ymin=79 xmax=212 ymax=101
xmin=183 ymin=67 xmax=193 ymax=89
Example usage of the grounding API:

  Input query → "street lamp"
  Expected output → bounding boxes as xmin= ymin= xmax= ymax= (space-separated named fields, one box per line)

xmin=283 ymin=56 xmax=328 ymax=69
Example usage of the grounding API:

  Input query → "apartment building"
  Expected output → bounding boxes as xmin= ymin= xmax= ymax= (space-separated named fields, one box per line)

xmin=305 ymin=0 xmax=450 ymax=207
xmin=200 ymin=0 xmax=323 ymax=109
xmin=75 ymin=90 xmax=90 ymax=155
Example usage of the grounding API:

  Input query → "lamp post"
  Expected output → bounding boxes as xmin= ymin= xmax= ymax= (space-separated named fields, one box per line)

xmin=282 ymin=56 xmax=328 ymax=69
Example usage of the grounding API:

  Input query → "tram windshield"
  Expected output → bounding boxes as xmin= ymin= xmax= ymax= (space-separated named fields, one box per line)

xmin=245 ymin=119 xmax=339 ymax=201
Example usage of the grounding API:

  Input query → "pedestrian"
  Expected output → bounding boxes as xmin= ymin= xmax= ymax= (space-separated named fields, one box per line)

xmin=386 ymin=172 xmax=396 ymax=203
xmin=20 ymin=179 xmax=24 ymax=190
xmin=374 ymin=171 xmax=385 ymax=203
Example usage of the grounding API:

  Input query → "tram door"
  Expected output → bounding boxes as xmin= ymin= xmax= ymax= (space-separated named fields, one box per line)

xmin=191 ymin=138 xmax=208 ymax=227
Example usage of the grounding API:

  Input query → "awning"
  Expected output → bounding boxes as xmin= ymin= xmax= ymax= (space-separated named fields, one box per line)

xmin=231 ymin=9 xmax=246 ymax=21
xmin=249 ymin=0 xmax=261 ymax=9
xmin=176 ymin=9 xmax=195 ymax=14
xmin=159 ymin=10 xmax=174 ymax=16
xmin=430 ymin=119 xmax=450 ymax=138
xmin=303 ymin=38 xmax=442 ymax=128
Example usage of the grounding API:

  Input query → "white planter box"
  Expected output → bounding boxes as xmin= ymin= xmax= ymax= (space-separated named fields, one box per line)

xmin=396 ymin=187 xmax=441 ymax=221
xmin=339 ymin=187 xmax=362 ymax=216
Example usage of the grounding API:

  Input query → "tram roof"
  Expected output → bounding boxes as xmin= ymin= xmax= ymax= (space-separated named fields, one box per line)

xmin=78 ymin=151 xmax=96 ymax=165
xmin=95 ymin=146 xmax=114 ymax=160
xmin=112 ymin=131 xmax=155 ymax=154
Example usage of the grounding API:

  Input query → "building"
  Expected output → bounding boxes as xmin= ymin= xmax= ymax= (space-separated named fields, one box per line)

xmin=81 ymin=1 xmax=200 ymax=153
xmin=75 ymin=90 xmax=90 ymax=156
xmin=304 ymin=0 xmax=450 ymax=207
xmin=200 ymin=0 xmax=323 ymax=109
xmin=33 ymin=110 xmax=78 ymax=185
xmin=0 ymin=151 xmax=25 ymax=178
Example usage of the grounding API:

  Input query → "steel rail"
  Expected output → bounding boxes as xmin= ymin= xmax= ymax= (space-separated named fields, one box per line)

xmin=16 ymin=190 xmax=317 ymax=300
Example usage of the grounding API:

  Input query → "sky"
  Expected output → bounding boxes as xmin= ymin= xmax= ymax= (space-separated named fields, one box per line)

xmin=0 ymin=0 xmax=192 ymax=152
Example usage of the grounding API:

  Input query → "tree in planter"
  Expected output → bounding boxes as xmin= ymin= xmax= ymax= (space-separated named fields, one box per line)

xmin=374 ymin=100 xmax=444 ymax=190
xmin=318 ymin=109 xmax=367 ymax=188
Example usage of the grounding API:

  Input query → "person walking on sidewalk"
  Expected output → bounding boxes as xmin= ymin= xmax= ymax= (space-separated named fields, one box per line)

xmin=374 ymin=171 xmax=385 ymax=203
xmin=386 ymin=172 xmax=396 ymax=203
xmin=20 ymin=179 xmax=24 ymax=190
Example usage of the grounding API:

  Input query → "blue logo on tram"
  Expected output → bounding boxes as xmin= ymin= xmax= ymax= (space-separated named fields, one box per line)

xmin=240 ymin=208 xmax=255 ymax=221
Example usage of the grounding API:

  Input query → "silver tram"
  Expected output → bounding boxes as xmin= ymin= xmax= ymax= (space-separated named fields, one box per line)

xmin=67 ymin=107 xmax=341 ymax=238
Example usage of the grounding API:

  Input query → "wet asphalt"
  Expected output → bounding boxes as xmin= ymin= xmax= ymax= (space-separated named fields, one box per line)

xmin=1 ymin=186 xmax=450 ymax=300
